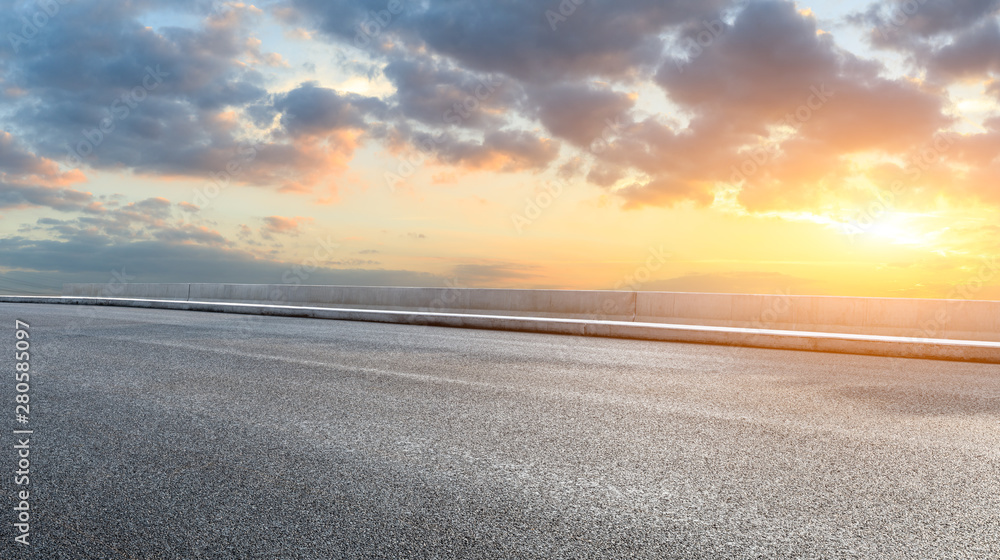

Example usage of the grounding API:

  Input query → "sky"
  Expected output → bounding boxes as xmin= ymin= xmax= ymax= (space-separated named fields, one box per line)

xmin=1 ymin=0 xmax=999 ymax=299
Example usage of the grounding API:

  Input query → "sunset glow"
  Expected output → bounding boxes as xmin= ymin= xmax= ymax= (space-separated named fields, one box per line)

xmin=2 ymin=0 xmax=999 ymax=299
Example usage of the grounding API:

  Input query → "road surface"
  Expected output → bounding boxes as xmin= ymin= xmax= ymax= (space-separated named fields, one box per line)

xmin=1 ymin=303 xmax=998 ymax=559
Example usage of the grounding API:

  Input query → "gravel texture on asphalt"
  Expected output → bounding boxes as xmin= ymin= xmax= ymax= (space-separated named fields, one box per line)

xmin=1 ymin=303 xmax=998 ymax=559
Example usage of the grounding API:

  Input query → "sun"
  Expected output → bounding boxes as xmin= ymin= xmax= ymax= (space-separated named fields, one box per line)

xmin=865 ymin=213 xmax=940 ymax=247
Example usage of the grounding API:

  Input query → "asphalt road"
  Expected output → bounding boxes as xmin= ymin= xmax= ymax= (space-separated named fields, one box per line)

xmin=1 ymin=303 xmax=998 ymax=559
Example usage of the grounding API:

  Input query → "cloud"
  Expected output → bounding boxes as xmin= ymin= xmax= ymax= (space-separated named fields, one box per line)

xmin=382 ymin=58 xmax=516 ymax=129
xmin=274 ymin=82 xmax=386 ymax=137
xmin=596 ymin=0 xmax=953 ymax=210
xmin=393 ymin=0 xmax=733 ymax=82
xmin=0 ymin=132 xmax=94 ymax=212
xmin=587 ymin=164 xmax=626 ymax=187
xmin=0 ymin=235 xmax=440 ymax=288
xmin=3 ymin=0 xmax=998 ymax=300
xmin=849 ymin=0 xmax=1000 ymax=50
xmin=1 ymin=2 xmax=382 ymax=200
xmin=18 ymin=195 xmax=234 ymax=250
xmin=849 ymin=0 xmax=1000 ymax=86
xmin=0 ymin=186 xmax=436 ymax=289
xmin=988 ymin=80 xmax=1000 ymax=99
xmin=328 ymin=258 xmax=380 ymax=266
xmin=0 ymin=131 xmax=71 ymax=179
xmin=152 ymin=224 xmax=229 ymax=246
xmin=260 ymin=215 xmax=313 ymax=238
xmin=526 ymin=82 xmax=635 ymax=148
xmin=432 ymin=129 xmax=561 ymax=173
xmin=0 ymin=181 xmax=96 ymax=213
xmin=944 ymin=118 xmax=1000 ymax=204
xmin=925 ymin=19 xmax=1000 ymax=81
xmin=7 ymin=3 xmax=270 ymax=176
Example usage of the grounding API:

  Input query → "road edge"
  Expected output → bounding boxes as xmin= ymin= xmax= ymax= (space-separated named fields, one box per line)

xmin=3 ymin=295 xmax=999 ymax=364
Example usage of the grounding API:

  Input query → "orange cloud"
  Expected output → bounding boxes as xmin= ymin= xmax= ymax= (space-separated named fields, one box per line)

xmin=260 ymin=215 xmax=314 ymax=236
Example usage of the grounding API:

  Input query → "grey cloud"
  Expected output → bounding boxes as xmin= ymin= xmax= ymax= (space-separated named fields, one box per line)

xmin=586 ymin=164 xmax=625 ymax=187
xmin=285 ymin=0 xmax=735 ymax=82
xmin=658 ymin=1 xmax=841 ymax=127
xmin=274 ymin=82 xmax=387 ymax=136
xmin=0 ymin=236 xmax=442 ymax=288
xmin=557 ymin=157 xmax=585 ymax=179
xmin=130 ymin=197 xmax=172 ymax=218
xmin=408 ymin=0 xmax=734 ymax=83
xmin=0 ymin=131 xmax=54 ymax=175
xmin=3 ymin=2 xmax=294 ymax=183
xmin=28 ymin=197 xmax=227 ymax=246
xmin=849 ymin=0 xmax=1000 ymax=48
xmin=0 ymin=182 xmax=96 ymax=212
xmin=382 ymin=58 xmax=516 ymax=129
xmin=151 ymin=225 xmax=229 ymax=246
xmin=527 ymin=82 xmax=634 ymax=147
xmin=848 ymin=0 xmax=1000 ymax=86
xmin=925 ymin=19 xmax=1000 ymax=81
xmin=0 ymin=132 xmax=97 ymax=212
xmin=431 ymin=129 xmax=561 ymax=173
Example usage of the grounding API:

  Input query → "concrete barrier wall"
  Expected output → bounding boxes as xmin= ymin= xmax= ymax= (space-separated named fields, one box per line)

xmin=63 ymin=283 xmax=190 ymax=300
xmin=61 ymin=283 xmax=1000 ymax=342
xmin=635 ymin=292 xmax=1000 ymax=342
xmin=187 ymin=284 xmax=637 ymax=322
